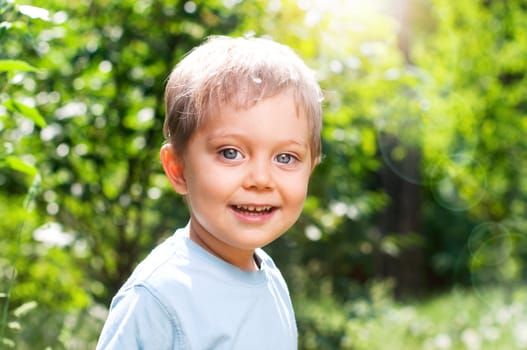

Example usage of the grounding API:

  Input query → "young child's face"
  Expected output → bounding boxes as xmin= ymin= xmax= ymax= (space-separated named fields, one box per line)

xmin=162 ymin=91 xmax=313 ymax=269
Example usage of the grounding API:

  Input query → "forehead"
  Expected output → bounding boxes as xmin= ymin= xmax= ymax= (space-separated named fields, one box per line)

xmin=199 ymin=92 xmax=309 ymax=139
xmin=204 ymin=89 xmax=307 ymax=124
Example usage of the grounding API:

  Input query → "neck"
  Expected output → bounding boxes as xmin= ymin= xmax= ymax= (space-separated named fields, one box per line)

xmin=188 ymin=221 xmax=258 ymax=272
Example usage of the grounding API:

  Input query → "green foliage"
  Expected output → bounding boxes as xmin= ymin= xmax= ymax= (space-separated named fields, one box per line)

xmin=0 ymin=1 xmax=90 ymax=348
xmin=412 ymin=0 xmax=527 ymax=288
xmin=0 ymin=0 xmax=45 ymax=345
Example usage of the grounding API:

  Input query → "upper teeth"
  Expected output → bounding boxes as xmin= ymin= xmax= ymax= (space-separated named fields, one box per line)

xmin=235 ymin=205 xmax=272 ymax=212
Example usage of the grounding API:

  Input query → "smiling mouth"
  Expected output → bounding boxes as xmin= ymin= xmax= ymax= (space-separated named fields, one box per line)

xmin=231 ymin=204 xmax=275 ymax=215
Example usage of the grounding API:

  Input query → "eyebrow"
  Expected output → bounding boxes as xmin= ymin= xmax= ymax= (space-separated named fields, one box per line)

xmin=207 ymin=132 xmax=309 ymax=150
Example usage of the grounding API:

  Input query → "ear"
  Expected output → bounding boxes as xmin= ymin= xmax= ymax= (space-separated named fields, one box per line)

xmin=160 ymin=144 xmax=188 ymax=195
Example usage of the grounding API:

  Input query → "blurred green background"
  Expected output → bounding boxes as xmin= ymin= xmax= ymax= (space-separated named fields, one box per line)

xmin=1 ymin=0 xmax=527 ymax=349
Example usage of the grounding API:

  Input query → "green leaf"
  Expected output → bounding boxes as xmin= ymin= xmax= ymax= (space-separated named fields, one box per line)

xmin=4 ymin=99 xmax=46 ymax=128
xmin=7 ymin=322 xmax=20 ymax=331
xmin=1 ymin=337 xmax=15 ymax=348
xmin=0 ymin=59 xmax=38 ymax=73
xmin=18 ymin=5 xmax=51 ymax=21
xmin=3 ymin=156 xmax=38 ymax=177
xmin=13 ymin=301 xmax=38 ymax=318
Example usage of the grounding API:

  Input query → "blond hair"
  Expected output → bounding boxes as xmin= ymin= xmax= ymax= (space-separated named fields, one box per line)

xmin=163 ymin=36 xmax=323 ymax=163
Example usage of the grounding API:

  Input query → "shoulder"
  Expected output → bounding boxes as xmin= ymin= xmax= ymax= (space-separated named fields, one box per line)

xmin=254 ymin=248 xmax=294 ymax=304
xmin=97 ymin=285 xmax=186 ymax=349
xmin=111 ymin=227 xmax=198 ymax=314
xmin=97 ymin=228 xmax=193 ymax=349
xmin=123 ymin=227 xmax=192 ymax=286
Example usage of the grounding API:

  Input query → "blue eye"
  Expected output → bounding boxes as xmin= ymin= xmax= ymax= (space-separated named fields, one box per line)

xmin=275 ymin=153 xmax=296 ymax=164
xmin=220 ymin=148 xmax=241 ymax=160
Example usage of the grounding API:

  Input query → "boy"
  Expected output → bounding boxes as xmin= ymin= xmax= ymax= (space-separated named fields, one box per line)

xmin=96 ymin=35 xmax=323 ymax=349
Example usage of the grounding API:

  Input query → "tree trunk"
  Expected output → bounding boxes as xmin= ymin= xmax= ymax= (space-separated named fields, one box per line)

xmin=376 ymin=0 xmax=426 ymax=298
xmin=377 ymin=137 xmax=425 ymax=298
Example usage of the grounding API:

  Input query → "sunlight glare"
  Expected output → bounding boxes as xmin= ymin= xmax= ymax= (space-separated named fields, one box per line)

xmin=307 ymin=0 xmax=384 ymax=20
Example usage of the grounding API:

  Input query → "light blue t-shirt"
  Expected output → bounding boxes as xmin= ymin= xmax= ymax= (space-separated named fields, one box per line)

xmin=96 ymin=224 xmax=298 ymax=349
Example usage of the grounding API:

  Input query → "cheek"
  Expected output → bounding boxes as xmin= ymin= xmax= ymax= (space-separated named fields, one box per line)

xmin=282 ymin=174 xmax=310 ymax=205
xmin=185 ymin=167 xmax=235 ymax=200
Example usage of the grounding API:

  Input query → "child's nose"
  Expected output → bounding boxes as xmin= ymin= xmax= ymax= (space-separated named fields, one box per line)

xmin=242 ymin=157 xmax=274 ymax=190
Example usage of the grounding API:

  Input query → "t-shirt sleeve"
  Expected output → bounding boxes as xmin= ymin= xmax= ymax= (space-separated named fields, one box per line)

xmin=96 ymin=285 xmax=183 ymax=350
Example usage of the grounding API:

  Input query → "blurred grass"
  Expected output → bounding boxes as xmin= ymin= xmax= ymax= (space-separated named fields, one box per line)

xmin=296 ymin=284 xmax=527 ymax=350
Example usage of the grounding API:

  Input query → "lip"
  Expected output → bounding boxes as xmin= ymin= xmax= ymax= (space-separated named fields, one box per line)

xmin=229 ymin=204 xmax=278 ymax=223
